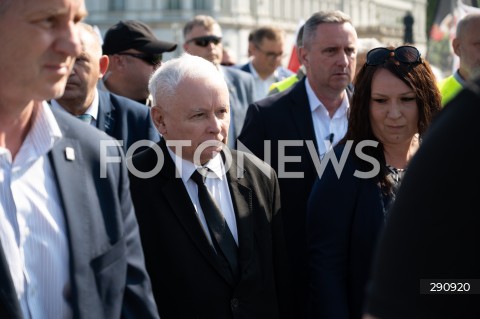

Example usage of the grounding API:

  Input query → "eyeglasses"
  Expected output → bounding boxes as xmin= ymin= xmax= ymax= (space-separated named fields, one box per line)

xmin=116 ymin=52 xmax=162 ymax=66
xmin=254 ymin=44 xmax=284 ymax=59
xmin=186 ymin=36 xmax=222 ymax=47
xmin=366 ymin=46 xmax=421 ymax=66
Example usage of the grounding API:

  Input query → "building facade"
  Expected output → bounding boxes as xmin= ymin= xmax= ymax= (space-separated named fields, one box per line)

xmin=85 ymin=0 xmax=427 ymax=64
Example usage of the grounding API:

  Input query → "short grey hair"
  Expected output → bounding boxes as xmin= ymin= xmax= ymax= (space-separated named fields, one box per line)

xmin=148 ymin=53 xmax=226 ymax=107
xmin=302 ymin=10 xmax=353 ymax=49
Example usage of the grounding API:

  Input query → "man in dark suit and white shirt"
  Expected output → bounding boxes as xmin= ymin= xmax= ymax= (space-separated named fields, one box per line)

xmin=238 ymin=10 xmax=358 ymax=317
xmin=183 ymin=15 xmax=256 ymax=148
xmin=0 ymin=0 xmax=159 ymax=318
xmin=129 ymin=53 xmax=292 ymax=319
xmin=52 ymin=22 xmax=160 ymax=153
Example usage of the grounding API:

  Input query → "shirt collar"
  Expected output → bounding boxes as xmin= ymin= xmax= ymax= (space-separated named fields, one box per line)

xmin=453 ymin=69 xmax=466 ymax=86
xmin=50 ymin=88 xmax=99 ymax=120
xmin=305 ymin=79 xmax=350 ymax=117
xmin=248 ymin=61 xmax=277 ymax=81
xmin=8 ymin=101 xmax=63 ymax=166
xmin=166 ymin=146 xmax=226 ymax=184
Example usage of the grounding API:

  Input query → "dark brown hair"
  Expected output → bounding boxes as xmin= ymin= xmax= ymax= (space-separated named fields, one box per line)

xmin=341 ymin=47 xmax=442 ymax=193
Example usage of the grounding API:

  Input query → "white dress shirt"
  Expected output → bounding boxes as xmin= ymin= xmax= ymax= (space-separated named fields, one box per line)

xmin=166 ymin=147 xmax=238 ymax=245
xmin=248 ymin=61 xmax=278 ymax=100
xmin=0 ymin=102 xmax=72 ymax=318
xmin=305 ymin=79 xmax=349 ymax=158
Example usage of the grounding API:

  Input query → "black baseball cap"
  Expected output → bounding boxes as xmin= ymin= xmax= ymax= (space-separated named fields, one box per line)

xmin=102 ymin=20 xmax=177 ymax=55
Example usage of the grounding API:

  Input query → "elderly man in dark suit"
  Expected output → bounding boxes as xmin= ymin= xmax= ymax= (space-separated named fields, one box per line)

xmin=182 ymin=15 xmax=256 ymax=148
xmin=0 ymin=1 xmax=159 ymax=318
xmin=52 ymin=22 xmax=160 ymax=153
xmin=128 ymin=53 xmax=292 ymax=319
xmin=238 ymin=10 xmax=358 ymax=317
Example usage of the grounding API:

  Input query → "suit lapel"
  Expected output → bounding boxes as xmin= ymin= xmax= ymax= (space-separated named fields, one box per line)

xmin=48 ymin=137 xmax=92 ymax=314
xmin=288 ymin=78 xmax=319 ymax=152
xmin=96 ymin=90 xmax=115 ymax=136
xmin=158 ymin=142 xmax=237 ymax=286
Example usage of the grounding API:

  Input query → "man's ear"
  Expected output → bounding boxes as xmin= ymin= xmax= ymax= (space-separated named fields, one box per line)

xmin=452 ymin=37 xmax=461 ymax=57
xmin=298 ymin=46 xmax=309 ymax=68
xmin=151 ymin=105 xmax=167 ymax=135
xmin=98 ymin=55 xmax=109 ymax=78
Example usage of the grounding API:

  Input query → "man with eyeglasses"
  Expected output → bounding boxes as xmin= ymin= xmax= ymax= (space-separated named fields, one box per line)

xmin=101 ymin=20 xmax=177 ymax=106
xmin=51 ymin=22 xmax=160 ymax=153
xmin=183 ymin=15 xmax=257 ymax=149
xmin=239 ymin=26 xmax=294 ymax=99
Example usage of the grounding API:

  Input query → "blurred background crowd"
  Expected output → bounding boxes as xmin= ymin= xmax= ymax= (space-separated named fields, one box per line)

xmin=84 ymin=0 xmax=479 ymax=81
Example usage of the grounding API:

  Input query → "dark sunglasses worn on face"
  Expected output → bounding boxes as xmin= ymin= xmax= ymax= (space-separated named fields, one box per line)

xmin=116 ymin=52 xmax=162 ymax=66
xmin=187 ymin=36 xmax=222 ymax=47
xmin=366 ymin=45 xmax=421 ymax=66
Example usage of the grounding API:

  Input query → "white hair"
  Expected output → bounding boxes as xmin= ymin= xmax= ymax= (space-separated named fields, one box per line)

xmin=148 ymin=53 xmax=226 ymax=107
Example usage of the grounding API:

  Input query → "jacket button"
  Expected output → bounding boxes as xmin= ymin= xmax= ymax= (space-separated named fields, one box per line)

xmin=231 ymin=298 xmax=239 ymax=310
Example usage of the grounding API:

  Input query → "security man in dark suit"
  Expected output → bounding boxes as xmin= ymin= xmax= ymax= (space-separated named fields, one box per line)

xmin=52 ymin=22 xmax=160 ymax=153
xmin=129 ymin=53 xmax=293 ymax=319
xmin=0 ymin=1 xmax=159 ymax=318
xmin=238 ymin=10 xmax=358 ymax=317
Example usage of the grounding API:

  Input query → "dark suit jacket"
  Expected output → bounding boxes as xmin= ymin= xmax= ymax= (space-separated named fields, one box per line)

xmin=221 ymin=66 xmax=255 ymax=140
xmin=306 ymin=144 xmax=385 ymax=319
xmin=365 ymin=77 xmax=480 ymax=319
xmin=129 ymin=139 xmax=292 ymax=319
xmin=237 ymin=77 xmax=318 ymax=314
xmin=0 ymin=109 xmax=159 ymax=318
xmin=238 ymin=78 xmax=354 ymax=316
xmin=96 ymin=90 xmax=160 ymax=153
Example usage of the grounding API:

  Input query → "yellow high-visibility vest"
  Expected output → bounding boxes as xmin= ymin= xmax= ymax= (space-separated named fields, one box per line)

xmin=438 ymin=75 xmax=463 ymax=107
xmin=268 ymin=74 xmax=300 ymax=95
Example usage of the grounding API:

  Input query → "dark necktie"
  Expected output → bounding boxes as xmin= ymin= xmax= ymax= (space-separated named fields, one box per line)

xmin=191 ymin=167 xmax=239 ymax=279
xmin=76 ymin=114 xmax=93 ymax=124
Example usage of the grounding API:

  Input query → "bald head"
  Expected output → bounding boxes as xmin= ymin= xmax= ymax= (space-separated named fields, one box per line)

xmin=453 ymin=13 xmax=480 ymax=81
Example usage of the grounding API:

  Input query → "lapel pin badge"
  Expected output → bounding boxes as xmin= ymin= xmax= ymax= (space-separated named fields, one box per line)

xmin=65 ymin=147 xmax=75 ymax=161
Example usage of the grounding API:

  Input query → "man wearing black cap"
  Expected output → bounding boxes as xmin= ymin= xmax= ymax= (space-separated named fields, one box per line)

xmin=102 ymin=20 xmax=177 ymax=106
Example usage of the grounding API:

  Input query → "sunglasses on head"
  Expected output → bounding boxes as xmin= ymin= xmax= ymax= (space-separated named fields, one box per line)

xmin=116 ymin=52 xmax=162 ymax=66
xmin=366 ymin=46 xmax=421 ymax=66
xmin=187 ymin=35 xmax=222 ymax=47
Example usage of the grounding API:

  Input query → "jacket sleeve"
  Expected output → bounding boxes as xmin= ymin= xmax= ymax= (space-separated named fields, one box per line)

xmin=116 ymin=147 xmax=160 ymax=319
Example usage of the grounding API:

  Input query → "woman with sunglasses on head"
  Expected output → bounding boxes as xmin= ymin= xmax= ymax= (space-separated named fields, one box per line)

xmin=306 ymin=45 xmax=442 ymax=319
